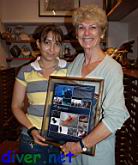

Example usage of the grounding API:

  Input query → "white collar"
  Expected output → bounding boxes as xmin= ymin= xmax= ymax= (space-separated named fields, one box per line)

xmin=31 ymin=56 xmax=67 ymax=71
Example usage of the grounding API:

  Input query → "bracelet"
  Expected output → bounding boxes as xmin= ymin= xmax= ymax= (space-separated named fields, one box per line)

xmin=27 ymin=126 xmax=38 ymax=138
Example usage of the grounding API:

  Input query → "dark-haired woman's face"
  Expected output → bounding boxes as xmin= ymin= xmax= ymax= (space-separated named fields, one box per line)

xmin=38 ymin=31 xmax=62 ymax=61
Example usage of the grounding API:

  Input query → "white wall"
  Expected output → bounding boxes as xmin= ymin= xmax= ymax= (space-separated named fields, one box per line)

xmin=107 ymin=22 xmax=128 ymax=48
xmin=1 ymin=0 xmax=103 ymax=23
xmin=108 ymin=18 xmax=138 ymax=60
xmin=125 ymin=8 xmax=138 ymax=59
xmin=1 ymin=0 xmax=67 ymax=23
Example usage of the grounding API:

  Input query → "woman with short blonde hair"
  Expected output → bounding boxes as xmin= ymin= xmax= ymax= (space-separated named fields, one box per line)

xmin=61 ymin=4 xmax=129 ymax=165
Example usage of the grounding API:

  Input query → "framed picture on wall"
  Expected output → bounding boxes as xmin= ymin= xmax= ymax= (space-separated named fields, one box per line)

xmin=41 ymin=76 xmax=104 ymax=155
xmin=39 ymin=0 xmax=80 ymax=17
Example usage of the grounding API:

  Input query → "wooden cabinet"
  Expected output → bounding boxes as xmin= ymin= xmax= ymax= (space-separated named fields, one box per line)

xmin=104 ymin=0 xmax=138 ymax=21
xmin=0 ymin=68 xmax=20 ymax=142
xmin=115 ymin=68 xmax=138 ymax=165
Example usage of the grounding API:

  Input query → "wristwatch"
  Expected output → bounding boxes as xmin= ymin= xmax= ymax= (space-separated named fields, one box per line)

xmin=79 ymin=139 xmax=88 ymax=152
xmin=27 ymin=126 xmax=38 ymax=138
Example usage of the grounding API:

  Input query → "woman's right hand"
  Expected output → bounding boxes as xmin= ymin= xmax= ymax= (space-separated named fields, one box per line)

xmin=31 ymin=129 xmax=48 ymax=146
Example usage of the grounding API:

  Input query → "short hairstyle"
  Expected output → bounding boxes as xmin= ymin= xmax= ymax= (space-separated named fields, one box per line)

xmin=72 ymin=4 xmax=108 ymax=33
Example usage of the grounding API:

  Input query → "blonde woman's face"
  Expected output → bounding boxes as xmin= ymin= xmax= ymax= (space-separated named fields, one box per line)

xmin=76 ymin=20 xmax=102 ymax=49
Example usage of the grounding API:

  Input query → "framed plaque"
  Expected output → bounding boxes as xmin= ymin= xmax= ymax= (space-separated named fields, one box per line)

xmin=41 ymin=76 xmax=104 ymax=155
xmin=39 ymin=0 xmax=80 ymax=17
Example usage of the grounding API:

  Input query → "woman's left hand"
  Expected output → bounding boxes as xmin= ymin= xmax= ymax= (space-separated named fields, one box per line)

xmin=60 ymin=141 xmax=82 ymax=155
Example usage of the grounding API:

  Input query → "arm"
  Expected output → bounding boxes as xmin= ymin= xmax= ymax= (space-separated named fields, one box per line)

xmin=61 ymin=121 xmax=111 ymax=154
xmin=61 ymin=60 xmax=129 ymax=154
xmin=12 ymin=80 xmax=47 ymax=146
xmin=12 ymin=80 xmax=32 ymax=128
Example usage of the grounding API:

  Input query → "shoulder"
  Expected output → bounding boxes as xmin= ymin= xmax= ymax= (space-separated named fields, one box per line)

xmin=102 ymin=56 xmax=124 ymax=89
xmin=105 ymin=55 xmax=121 ymax=67
xmin=18 ymin=63 xmax=33 ymax=73
xmin=16 ymin=63 xmax=34 ymax=80
xmin=67 ymin=53 xmax=84 ymax=71
xmin=103 ymin=55 xmax=123 ymax=74
xmin=72 ymin=53 xmax=84 ymax=63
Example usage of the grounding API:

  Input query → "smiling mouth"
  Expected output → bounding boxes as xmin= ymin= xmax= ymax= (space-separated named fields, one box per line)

xmin=82 ymin=38 xmax=94 ymax=42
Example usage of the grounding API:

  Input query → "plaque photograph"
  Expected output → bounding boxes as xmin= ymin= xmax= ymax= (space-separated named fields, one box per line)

xmin=41 ymin=76 xmax=104 ymax=155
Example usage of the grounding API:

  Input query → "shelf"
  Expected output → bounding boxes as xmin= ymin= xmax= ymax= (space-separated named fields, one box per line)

xmin=12 ymin=58 xmax=33 ymax=60
xmin=107 ymin=0 xmax=138 ymax=21
xmin=123 ymin=68 xmax=138 ymax=79
xmin=4 ymin=38 xmax=78 ymax=44
xmin=5 ymin=39 xmax=35 ymax=44
xmin=6 ymin=57 xmax=34 ymax=62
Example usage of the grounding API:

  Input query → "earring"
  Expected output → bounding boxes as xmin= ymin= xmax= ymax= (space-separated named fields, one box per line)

xmin=100 ymin=35 xmax=104 ymax=39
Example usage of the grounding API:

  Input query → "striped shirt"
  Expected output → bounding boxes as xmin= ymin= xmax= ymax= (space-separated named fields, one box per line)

xmin=16 ymin=59 xmax=67 ymax=131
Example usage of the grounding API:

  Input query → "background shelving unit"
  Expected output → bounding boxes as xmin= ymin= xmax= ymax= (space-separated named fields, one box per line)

xmin=1 ymin=22 xmax=107 ymax=63
xmin=115 ymin=69 xmax=138 ymax=165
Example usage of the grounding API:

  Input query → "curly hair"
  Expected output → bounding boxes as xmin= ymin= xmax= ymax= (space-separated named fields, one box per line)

xmin=72 ymin=4 xmax=108 ymax=34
